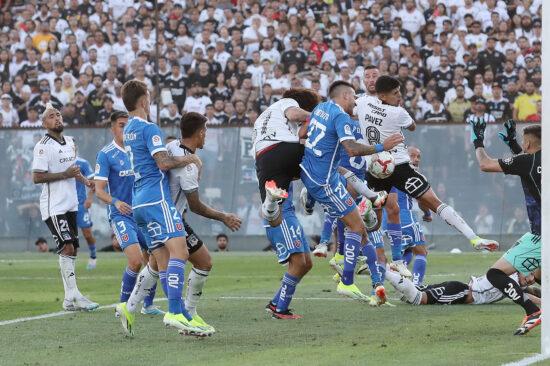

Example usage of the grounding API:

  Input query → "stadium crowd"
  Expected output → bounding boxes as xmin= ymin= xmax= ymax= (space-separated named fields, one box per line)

xmin=0 ymin=0 xmax=543 ymax=129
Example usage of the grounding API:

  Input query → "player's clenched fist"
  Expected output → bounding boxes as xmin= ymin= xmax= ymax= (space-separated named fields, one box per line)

xmin=382 ymin=133 xmax=404 ymax=151
xmin=223 ymin=213 xmax=242 ymax=232
xmin=63 ymin=164 xmax=81 ymax=178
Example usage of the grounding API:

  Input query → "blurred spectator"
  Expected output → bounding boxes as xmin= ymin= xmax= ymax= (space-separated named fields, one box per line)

xmin=183 ymin=82 xmax=212 ymax=115
xmin=474 ymin=204 xmax=494 ymax=235
xmin=513 ymin=80 xmax=541 ymax=120
xmin=228 ymin=100 xmax=250 ymax=124
xmin=73 ymin=90 xmax=96 ymax=125
xmin=507 ymin=206 xmax=531 ymax=234
xmin=487 ymin=83 xmax=512 ymax=121
xmin=447 ymin=85 xmax=471 ymax=122
xmin=215 ymin=233 xmax=228 ymax=252
xmin=525 ymin=100 xmax=542 ymax=122
xmin=423 ymin=98 xmax=450 ymax=123
xmin=159 ymin=103 xmax=181 ymax=127
xmin=96 ymin=96 xmax=115 ymax=126
xmin=19 ymin=105 xmax=41 ymax=128
xmin=1 ymin=94 xmax=19 ymax=127
xmin=35 ymin=237 xmax=51 ymax=252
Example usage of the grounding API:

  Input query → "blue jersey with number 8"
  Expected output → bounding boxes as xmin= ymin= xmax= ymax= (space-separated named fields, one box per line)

xmin=300 ymin=101 xmax=359 ymax=186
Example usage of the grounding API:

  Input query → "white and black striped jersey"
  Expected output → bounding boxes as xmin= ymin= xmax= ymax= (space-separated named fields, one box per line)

xmin=32 ymin=134 xmax=79 ymax=220
xmin=166 ymin=140 xmax=200 ymax=214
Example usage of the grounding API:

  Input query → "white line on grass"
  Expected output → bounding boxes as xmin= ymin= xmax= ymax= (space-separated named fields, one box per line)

xmin=501 ymin=354 xmax=550 ymax=366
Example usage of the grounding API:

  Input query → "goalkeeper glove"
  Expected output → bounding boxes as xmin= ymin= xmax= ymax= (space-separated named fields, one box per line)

xmin=470 ymin=117 xmax=486 ymax=149
xmin=498 ymin=119 xmax=522 ymax=154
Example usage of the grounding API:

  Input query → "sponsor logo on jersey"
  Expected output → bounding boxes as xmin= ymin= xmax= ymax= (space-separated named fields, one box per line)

xmin=121 ymin=234 xmax=129 ymax=242
xmin=123 ymin=133 xmax=136 ymax=141
xmin=152 ymin=135 xmax=162 ymax=146
xmin=59 ymin=156 xmax=76 ymax=163
xmin=118 ymin=169 xmax=134 ymax=177
xmin=344 ymin=124 xmax=351 ymax=135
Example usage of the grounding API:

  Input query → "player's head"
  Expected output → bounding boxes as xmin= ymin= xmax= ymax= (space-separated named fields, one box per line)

xmin=41 ymin=103 xmax=63 ymax=133
xmin=121 ymin=79 xmax=150 ymax=115
xmin=110 ymin=110 xmax=129 ymax=142
xmin=408 ymin=146 xmax=421 ymax=168
xmin=363 ymin=65 xmax=380 ymax=96
xmin=375 ymin=75 xmax=402 ymax=106
xmin=521 ymin=124 xmax=541 ymax=152
xmin=180 ymin=112 xmax=208 ymax=149
xmin=517 ymin=272 xmax=536 ymax=287
xmin=328 ymin=80 xmax=355 ymax=115
xmin=35 ymin=237 xmax=49 ymax=252
xmin=216 ymin=233 xmax=228 ymax=251
xmin=282 ymin=87 xmax=321 ymax=112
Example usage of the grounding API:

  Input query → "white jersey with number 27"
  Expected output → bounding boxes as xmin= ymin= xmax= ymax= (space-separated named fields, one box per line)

xmin=356 ymin=95 xmax=414 ymax=165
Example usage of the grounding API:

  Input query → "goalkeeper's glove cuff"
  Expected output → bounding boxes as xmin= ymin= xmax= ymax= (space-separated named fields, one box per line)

xmin=473 ymin=140 xmax=485 ymax=149
xmin=509 ymin=140 xmax=522 ymax=154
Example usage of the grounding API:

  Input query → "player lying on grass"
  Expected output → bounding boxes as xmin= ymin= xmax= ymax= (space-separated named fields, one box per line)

xmin=95 ymin=111 xmax=164 ymax=317
xmin=167 ymin=112 xmax=242 ymax=331
xmin=385 ymin=269 xmax=540 ymax=306
xmin=470 ymin=119 xmax=541 ymax=336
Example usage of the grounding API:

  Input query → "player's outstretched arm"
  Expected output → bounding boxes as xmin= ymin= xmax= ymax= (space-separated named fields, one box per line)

xmin=341 ymin=133 xmax=403 ymax=157
xmin=33 ymin=164 xmax=80 ymax=184
xmin=153 ymin=151 xmax=202 ymax=175
xmin=469 ymin=118 xmax=503 ymax=173
xmin=94 ymin=180 xmax=132 ymax=215
xmin=186 ymin=191 xmax=242 ymax=232
xmin=498 ymin=119 xmax=523 ymax=154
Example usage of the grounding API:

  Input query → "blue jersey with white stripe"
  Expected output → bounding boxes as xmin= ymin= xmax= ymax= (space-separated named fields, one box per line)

xmin=75 ymin=157 xmax=93 ymax=204
xmin=301 ymin=101 xmax=359 ymax=185
xmin=123 ymin=116 xmax=170 ymax=207
xmin=95 ymin=141 xmax=135 ymax=218
xmin=339 ymin=129 xmax=366 ymax=180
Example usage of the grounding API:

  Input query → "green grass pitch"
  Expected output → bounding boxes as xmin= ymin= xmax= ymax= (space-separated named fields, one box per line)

xmin=0 ymin=251 xmax=545 ymax=366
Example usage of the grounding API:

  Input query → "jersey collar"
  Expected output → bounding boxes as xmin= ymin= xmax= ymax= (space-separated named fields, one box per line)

xmin=179 ymin=143 xmax=195 ymax=154
xmin=46 ymin=133 xmax=66 ymax=145
xmin=112 ymin=139 xmax=126 ymax=153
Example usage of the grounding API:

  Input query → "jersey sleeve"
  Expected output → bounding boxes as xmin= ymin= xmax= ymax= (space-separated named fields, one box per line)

xmin=279 ymin=98 xmax=300 ymax=118
xmin=171 ymin=164 xmax=199 ymax=193
xmin=498 ymin=153 xmax=532 ymax=177
xmin=32 ymin=143 xmax=49 ymax=172
xmin=94 ymin=151 xmax=110 ymax=181
xmin=143 ymin=123 xmax=167 ymax=156
xmin=399 ymin=107 xmax=415 ymax=129
xmin=334 ymin=112 xmax=356 ymax=142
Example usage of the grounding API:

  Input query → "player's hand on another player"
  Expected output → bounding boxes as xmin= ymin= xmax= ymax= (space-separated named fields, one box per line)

xmin=382 ymin=133 xmax=404 ymax=151
xmin=114 ymin=200 xmax=132 ymax=215
xmin=85 ymin=179 xmax=95 ymax=190
xmin=84 ymin=197 xmax=92 ymax=209
xmin=185 ymin=155 xmax=202 ymax=180
xmin=470 ymin=117 xmax=486 ymax=148
xmin=422 ymin=213 xmax=433 ymax=222
xmin=498 ymin=119 xmax=516 ymax=146
xmin=63 ymin=164 xmax=80 ymax=178
xmin=223 ymin=213 xmax=242 ymax=232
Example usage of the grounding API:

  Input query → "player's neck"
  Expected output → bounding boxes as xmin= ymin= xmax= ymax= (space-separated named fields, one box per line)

xmin=180 ymin=138 xmax=197 ymax=153
xmin=114 ymin=138 xmax=124 ymax=149
xmin=47 ymin=130 xmax=63 ymax=141
xmin=129 ymin=109 xmax=148 ymax=120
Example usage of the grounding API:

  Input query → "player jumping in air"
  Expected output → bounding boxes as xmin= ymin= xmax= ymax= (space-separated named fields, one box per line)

xmin=300 ymin=80 xmax=403 ymax=302
xmin=117 ymin=80 xmax=210 ymax=337
xmin=74 ymin=153 xmax=98 ymax=269
xmin=167 ymin=112 xmax=242 ymax=331
xmin=470 ymin=119 xmax=541 ymax=336
xmin=32 ymin=103 xmax=98 ymax=312
xmin=95 ymin=111 xmax=164 ymax=318
xmin=357 ymin=76 xmax=499 ymax=271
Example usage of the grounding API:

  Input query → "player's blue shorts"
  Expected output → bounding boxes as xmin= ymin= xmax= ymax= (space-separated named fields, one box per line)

xmin=134 ymin=201 xmax=186 ymax=250
xmin=401 ymin=212 xmax=425 ymax=249
xmin=301 ymin=171 xmax=356 ymax=218
xmin=77 ymin=204 xmax=93 ymax=228
xmin=266 ymin=213 xmax=310 ymax=265
xmin=369 ymin=229 xmax=385 ymax=248
xmin=110 ymin=215 xmax=148 ymax=251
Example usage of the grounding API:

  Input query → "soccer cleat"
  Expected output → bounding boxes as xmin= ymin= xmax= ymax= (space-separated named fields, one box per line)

xmin=332 ymin=273 xmax=341 ymax=283
xmin=86 ymin=258 xmax=96 ymax=270
xmin=356 ymin=263 xmax=371 ymax=275
xmin=514 ymin=310 xmax=541 ymax=336
xmin=116 ymin=302 xmax=134 ymax=337
xmin=374 ymin=285 xmax=387 ymax=306
xmin=164 ymin=313 xmax=212 ymax=337
xmin=471 ymin=237 xmax=499 ymax=252
xmin=140 ymin=305 xmax=166 ymax=315
xmin=372 ymin=190 xmax=388 ymax=208
xmin=192 ymin=314 xmax=215 ymax=333
xmin=73 ymin=295 xmax=99 ymax=311
xmin=265 ymin=180 xmax=288 ymax=201
xmin=62 ymin=299 xmax=75 ymax=312
xmin=313 ymin=242 xmax=328 ymax=257
xmin=265 ymin=302 xmax=276 ymax=313
xmin=272 ymin=309 xmax=303 ymax=319
xmin=300 ymin=187 xmax=314 ymax=215
xmin=389 ymin=260 xmax=412 ymax=278
xmin=336 ymin=282 xmax=370 ymax=302
xmin=329 ymin=256 xmax=344 ymax=276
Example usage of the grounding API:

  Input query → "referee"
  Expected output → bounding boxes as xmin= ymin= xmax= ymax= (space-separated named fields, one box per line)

xmin=32 ymin=103 xmax=99 ymax=312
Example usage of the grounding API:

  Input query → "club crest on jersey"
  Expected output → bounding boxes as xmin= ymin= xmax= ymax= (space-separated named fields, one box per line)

xmin=294 ymin=240 xmax=301 ymax=248
xmin=345 ymin=197 xmax=354 ymax=206
xmin=120 ymin=160 xmax=124 ymax=166
xmin=39 ymin=149 xmax=45 ymax=155
xmin=121 ymin=234 xmax=129 ymax=242
xmin=502 ymin=156 xmax=514 ymax=165
xmin=176 ymin=223 xmax=183 ymax=231
xmin=152 ymin=135 xmax=162 ymax=146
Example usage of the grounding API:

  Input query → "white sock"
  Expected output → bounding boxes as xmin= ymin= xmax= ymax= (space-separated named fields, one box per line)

xmin=343 ymin=171 xmax=377 ymax=200
xmin=385 ymin=270 xmax=422 ymax=305
xmin=185 ymin=268 xmax=210 ymax=316
xmin=262 ymin=199 xmax=280 ymax=221
xmin=436 ymin=204 xmax=477 ymax=240
xmin=127 ymin=264 xmax=159 ymax=314
xmin=59 ymin=255 xmax=77 ymax=301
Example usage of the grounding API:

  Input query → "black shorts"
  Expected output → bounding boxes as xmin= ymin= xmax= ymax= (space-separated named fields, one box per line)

xmin=418 ymin=281 xmax=470 ymax=305
xmin=184 ymin=221 xmax=204 ymax=255
xmin=366 ymin=162 xmax=430 ymax=199
xmin=45 ymin=211 xmax=80 ymax=254
xmin=256 ymin=142 xmax=304 ymax=202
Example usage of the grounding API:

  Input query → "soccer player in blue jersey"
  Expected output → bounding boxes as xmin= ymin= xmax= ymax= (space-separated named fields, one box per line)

xmin=300 ymin=80 xmax=403 ymax=301
xmin=116 ymin=80 xmax=209 ymax=337
xmin=74 ymin=155 xmax=97 ymax=269
xmin=264 ymin=182 xmax=312 ymax=319
xmin=95 ymin=111 xmax=164 ymax=320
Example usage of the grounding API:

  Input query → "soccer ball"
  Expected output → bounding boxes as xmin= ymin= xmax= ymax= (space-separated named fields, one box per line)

xmin=368 ymin=151 xmax=395 ymax=179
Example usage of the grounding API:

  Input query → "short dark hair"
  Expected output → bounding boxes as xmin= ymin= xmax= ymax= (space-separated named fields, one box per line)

xmin=375 ymin=75 xmax=401 ymax=94
xmin=110 ymin=110 xmax=129 ymax=124
xmin=216 ymin=233 xmax=228 ymax=241
xmin=328 ymin=80 xmax=354 ymax=99
xmin=282 ymin=87 xmax=321 ymax=112
xmin=180 ymin=112 xmax=207 ymax=138
xmin=121 ymin=80 xmax=149 ymax=111
xmin=364 ymin=65 xmax=378 ymax=71
xmin=523 ymin=124 xmax=541 ymax=142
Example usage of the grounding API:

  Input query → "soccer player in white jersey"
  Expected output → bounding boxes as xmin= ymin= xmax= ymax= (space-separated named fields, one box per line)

xmin=32 ymin=103 xmax=98 ymax=311
xmin=167 ymin=112 xmax=242 ymax=331
xmin=357 ymin=76 xmax=499 ymax=261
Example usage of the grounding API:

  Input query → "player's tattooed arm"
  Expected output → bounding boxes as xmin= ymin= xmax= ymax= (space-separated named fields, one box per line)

xmin=33 ymin=164 xmax=81 ymax=184
xmin=341 ymin=133 xmax=404 ymax=157
xmin=153 ymin=151 xmax=202 ymax=175
xmin=474 ymin=147 xmax=503 ymax=173
xmin=186 ymin=191 xmax=242 ymax=232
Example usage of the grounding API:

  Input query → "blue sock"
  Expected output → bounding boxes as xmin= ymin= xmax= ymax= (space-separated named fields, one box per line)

xmin=320 ymin=214 xmax=336 ymax=244
xmin=143 ymin=281 xmax=157 ymax=308
xmin=337 ymin=220 xmax=346 ymax=256
xmin=159 ymin=271 xmax=167 ymax=296
xmin=271 ymin=287 xmax=281 ymax=305
xmin=89 ymin=244 xmax=96 ymax=259
xmin=341 ymin=230 xmax=362 ymax=285
xmin=120 ymin=267 xmax=138 ymax=303
xmin=276 ymin=273 xmax=300 ymax=312
xmin=166 ymin=258 xmax=186 ymax=314
xmin=360 ymin=242 xmax=382 ymax=286
xmin=305 ymin=191 xmax=316 ymax=210
xmin=402 ymin=250 xmax=414 ymax=266
xmin=386 ymin=223 xmax=403 ymax=261
xmin=412 ymin=254 xmax=427 ymax=285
